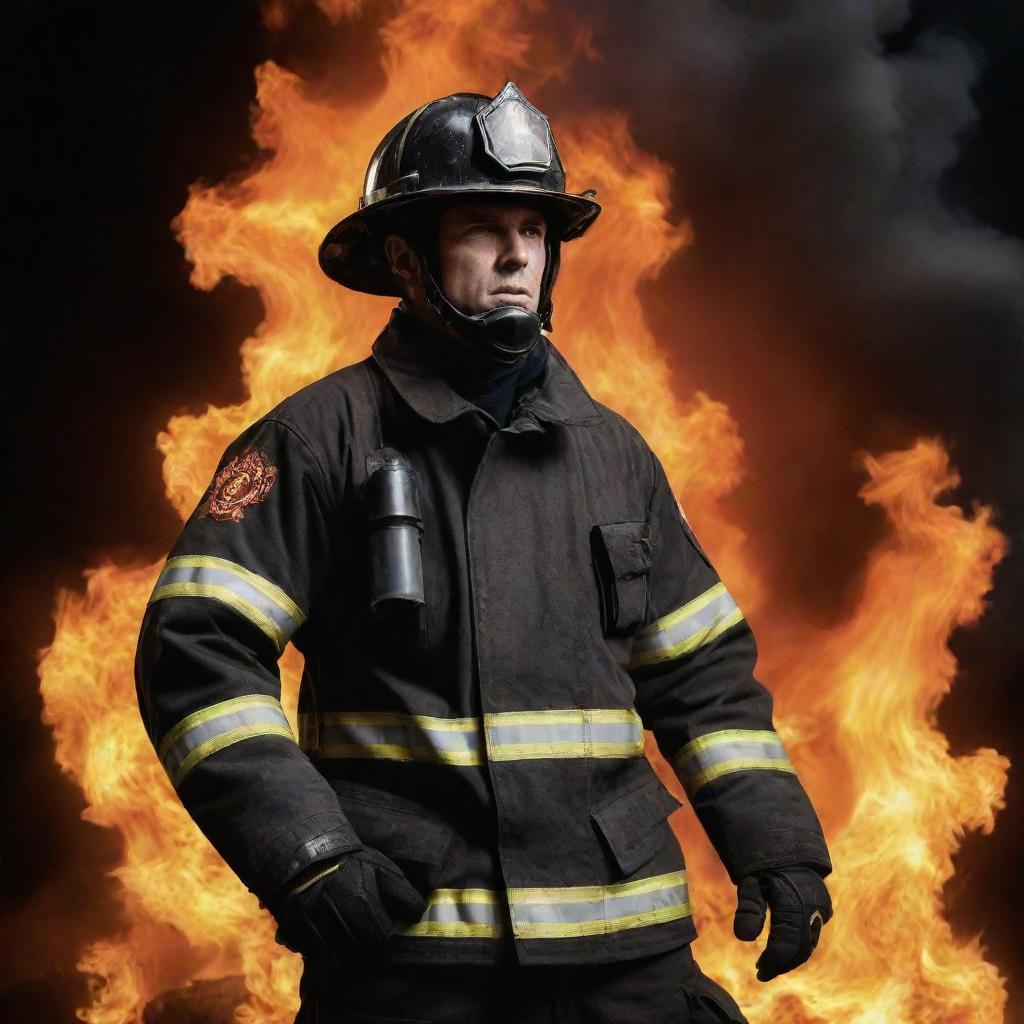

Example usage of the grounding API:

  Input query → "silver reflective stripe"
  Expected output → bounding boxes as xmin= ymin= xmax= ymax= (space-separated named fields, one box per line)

xmin=395 ymin=872 xmax=692 ymax=940
xmin=398 ymin=889 xmax=505 ymax=938
xmin=484 ymin=709 xmax=645 ymax=761
xmin=315 ymin=712 xmax=482 ymax=766
xmin=674 ymin=729 xmax=795 ymax=797
xmin=509 ymin=871 xmax=691 ymax=938
xmin=148 ymin=555 xmax=305 ymax=652
xmin=306 ymin=709 xmax=646 ymax=764
xmin=628 ymin=582 xmax=743 ymax=670
xmin=157 ymin=694 xmax=295 ymax=788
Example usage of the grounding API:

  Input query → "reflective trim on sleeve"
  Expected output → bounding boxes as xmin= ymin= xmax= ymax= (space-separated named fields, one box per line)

xmin=627 ymin=582 xmax=743 ymax=670
xmin=508 ymin=870 xmax=691 ymax=939
xmin=148 ymin=555 xmax=306 ymax=653
xmin=484 ymin=709 xmax=645 ymax=761
xmin=673 ymin=729 xmax=796 ymax=797
xmin=314 ymin=712 xmax=483 ymax=766
xmin=397 ymin=888 xmax=505 ymax=938
xmin=157 ymin=694 xmax=295 ymax=789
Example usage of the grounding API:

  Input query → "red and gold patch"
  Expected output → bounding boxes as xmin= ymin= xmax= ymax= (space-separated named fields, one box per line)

xmin=200 ymin=447 xmax=277 ymax=522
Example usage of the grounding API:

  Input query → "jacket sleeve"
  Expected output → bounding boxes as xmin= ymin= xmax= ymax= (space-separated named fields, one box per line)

xmin=134 ymin=415 xmax=361 ymax=905
xmin=630 ymin=448 xmax=832 ymax=883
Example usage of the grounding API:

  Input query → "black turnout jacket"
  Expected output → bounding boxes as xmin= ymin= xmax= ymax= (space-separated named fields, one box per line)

xmin=135 ymin=306 xmax=831 ymax=967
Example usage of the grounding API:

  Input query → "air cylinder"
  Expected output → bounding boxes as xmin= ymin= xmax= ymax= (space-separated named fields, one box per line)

xmin=364 ymin=450 xmax=425 ymax=615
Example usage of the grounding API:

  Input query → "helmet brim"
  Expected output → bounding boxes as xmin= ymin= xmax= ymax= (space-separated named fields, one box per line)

xmin=318 ymin=185 xmax=601 ymax=297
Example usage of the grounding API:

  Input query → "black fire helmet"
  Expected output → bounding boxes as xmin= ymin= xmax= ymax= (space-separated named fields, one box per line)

xmin=318 ymin=82 xmax=601 ymax=363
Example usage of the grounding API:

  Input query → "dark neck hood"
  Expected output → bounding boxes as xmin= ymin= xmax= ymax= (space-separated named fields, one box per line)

xmin=392 ymin=301 xmax=550 ymax=428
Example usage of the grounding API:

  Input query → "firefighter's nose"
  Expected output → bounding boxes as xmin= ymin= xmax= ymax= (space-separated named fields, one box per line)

xmin=498 ymin=232 xmax=530 ymax=272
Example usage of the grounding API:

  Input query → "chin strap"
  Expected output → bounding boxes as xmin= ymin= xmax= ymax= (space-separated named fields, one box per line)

xmin=413 ymin=231 xmax=562 ymax=365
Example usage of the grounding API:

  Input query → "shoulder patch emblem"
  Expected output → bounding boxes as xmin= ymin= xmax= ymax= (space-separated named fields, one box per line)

xmin=201 ymin=447 xmax=277 ymax=522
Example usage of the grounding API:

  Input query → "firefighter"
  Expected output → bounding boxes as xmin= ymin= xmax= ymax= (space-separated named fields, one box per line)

xmin=135 ymin=81 xmax=833 ymax=1023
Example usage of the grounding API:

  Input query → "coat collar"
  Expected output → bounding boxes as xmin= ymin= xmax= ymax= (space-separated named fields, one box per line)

xmin=370 ymin=306 xmax=604 ymax=430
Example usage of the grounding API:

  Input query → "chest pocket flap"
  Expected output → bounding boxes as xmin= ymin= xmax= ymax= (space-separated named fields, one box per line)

xmin=590 ymin=520 xmax=652 ymax=637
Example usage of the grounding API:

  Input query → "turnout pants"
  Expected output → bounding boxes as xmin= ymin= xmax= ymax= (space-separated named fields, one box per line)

xmin=296 ymin=942 xmax=749 ymax=1024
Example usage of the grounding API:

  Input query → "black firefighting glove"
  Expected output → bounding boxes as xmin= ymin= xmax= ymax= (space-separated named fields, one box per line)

xmin=267 ymin=846 xmax=427 ymax=967
xmin=733 ymin=866 xmax=833 ymax=982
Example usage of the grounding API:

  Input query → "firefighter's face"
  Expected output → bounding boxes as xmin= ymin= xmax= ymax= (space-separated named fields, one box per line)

xmin=434 ymin=200 xmax=547 ymax=316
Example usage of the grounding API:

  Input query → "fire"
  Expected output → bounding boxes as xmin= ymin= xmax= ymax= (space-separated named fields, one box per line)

xmin=37 ymin=1 xmax=1009 ymax=1021
xmin=656 ymin=441 xmax=1010 ymax=1023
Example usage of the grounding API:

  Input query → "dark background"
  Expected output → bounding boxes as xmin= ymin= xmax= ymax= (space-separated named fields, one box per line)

xmin=3 ymin=1 xmax=1021 ymax=1020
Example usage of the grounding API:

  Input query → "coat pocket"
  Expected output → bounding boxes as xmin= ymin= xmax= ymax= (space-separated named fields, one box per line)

xmin=590 ymin=773 xmax=684 ymax=877
xmin=590 ymin=520 xmax=652 ymax=638
xmin=328 ymin=780 xmax=456 ymax=898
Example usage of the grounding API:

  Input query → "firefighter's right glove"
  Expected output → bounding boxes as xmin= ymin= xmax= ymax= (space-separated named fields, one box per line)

xmin=268 ymin=847 xmax=427 ymax=965
xmin=733 ymin=866 xmax=833 ymax=982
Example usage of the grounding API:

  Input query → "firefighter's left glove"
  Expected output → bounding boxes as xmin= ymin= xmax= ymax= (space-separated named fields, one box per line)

xmin=733 ymin=866 xmax=832 ymax=982
xmin=268 ymin=847 xmax=427 ymax=966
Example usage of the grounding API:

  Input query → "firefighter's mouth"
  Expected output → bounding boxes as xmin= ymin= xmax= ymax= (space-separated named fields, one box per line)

xmin=489 ymin=290 xmax=532 ymax=309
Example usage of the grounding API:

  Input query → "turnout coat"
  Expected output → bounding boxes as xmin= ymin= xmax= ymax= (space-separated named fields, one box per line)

xmin=135 ymin=306 xmax=831 ymax=967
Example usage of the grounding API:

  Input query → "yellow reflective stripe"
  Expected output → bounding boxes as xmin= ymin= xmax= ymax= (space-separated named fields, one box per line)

xmin=689 ymin=728 xmax=781 ymax=753
xmin=423 ymin=888 xmax=502 ymax=905
xmin=667 ymin=606 xmax=742 ymax=656
xmin=148 ymin=555 xmax=306 ymax=652
xmin=397 ymin=888 xmax=505 ymax=939
xmin=509 ymin=870 xmax=685 ymax=904
xmin=309 ymin=709 xmax=645 ymax=764
xmin=166 ymin=555 xmax=305 ymax=621
xmin=488 ymin=741 xmax=644 ymax=761
xmin=320 ymin=712 xmax=478 ymax=731
xmin=509 ymin=870 xmax=691 ymax=939
xmin=673 ymin=728 xmax=795 ymax=797
xmin=675 ymin=728 xmax=781 ymax=760
xmin=318 ymin=743 xmax=481 ymax=766
xmin=172 ymin=723 xmax=294 ymax=788
xmin=484 ymin=708 xmax=645 ymax=761
xmin=314 ymin=711 xmax=483 ymax=765
xmin=157 ymin=694 xmax=295 ymax=788
xmin=157 ymin=694 xmax=283 ymax=761
xmin=513 ymin=902 xmax=692 ymax=939
xmin=686 ymin=758 xmax=797 ymax=794
xmin=628 ymin=582 xmax=744 ymax=670
xmin=649 ymin=582 xmax=724 ymax=631
xmin=392 ymin=873 xmax=693 ymax=941
xmin=483 ymin=709 xmax=639 ymax=727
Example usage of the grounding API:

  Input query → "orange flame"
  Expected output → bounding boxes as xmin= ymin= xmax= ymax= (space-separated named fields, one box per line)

xmin=37 ymin=2 xmax=1009 ymax=1021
